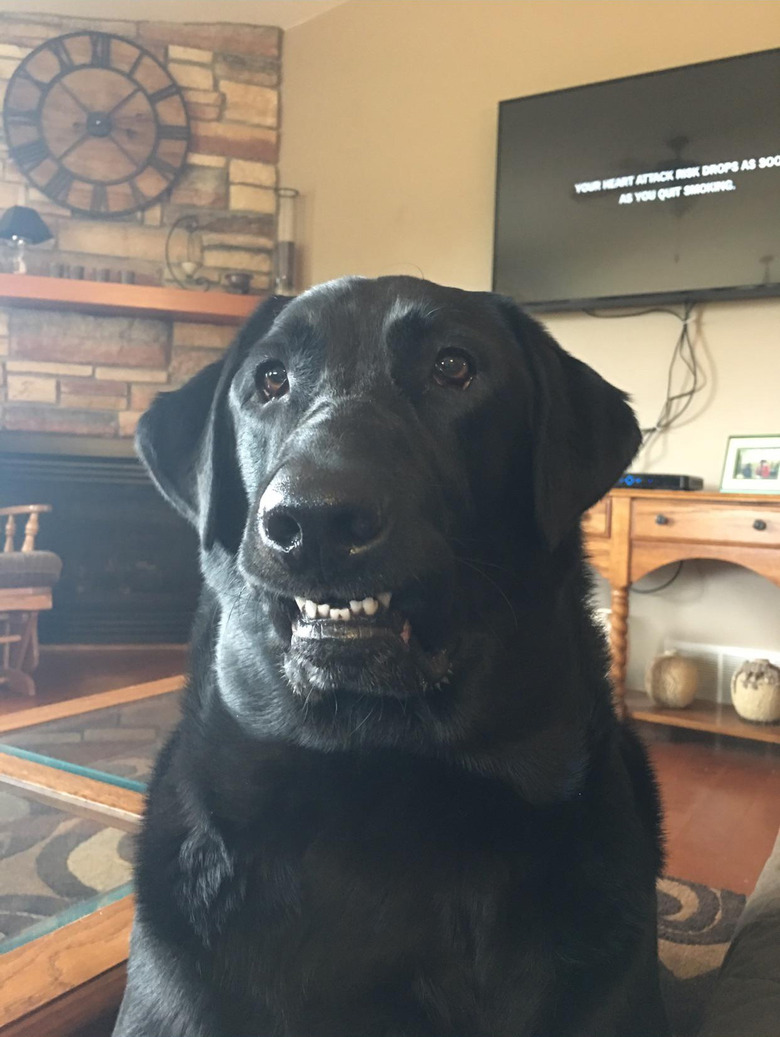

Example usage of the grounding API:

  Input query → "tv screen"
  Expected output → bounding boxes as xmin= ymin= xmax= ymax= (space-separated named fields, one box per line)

xmin=493 ymin=49 xmax=780 ymax=311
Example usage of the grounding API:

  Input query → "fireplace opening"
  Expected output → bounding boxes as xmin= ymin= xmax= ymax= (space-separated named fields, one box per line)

xmin=0 ymin=432 xmax=201 ymax=644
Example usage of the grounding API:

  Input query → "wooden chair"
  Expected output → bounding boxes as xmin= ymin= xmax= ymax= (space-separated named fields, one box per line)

xmin=0 ymin=504 xmax=61 ymax=696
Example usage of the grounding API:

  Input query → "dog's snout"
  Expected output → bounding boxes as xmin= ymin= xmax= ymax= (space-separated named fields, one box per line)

xmin=259 ymin=484 xmax=388 ymax=568
xmin=253 ymin=400 xmax=411 ymax=577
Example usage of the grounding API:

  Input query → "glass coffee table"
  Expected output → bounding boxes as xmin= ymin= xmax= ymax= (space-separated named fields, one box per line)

xmin=0 ymin=676 xmax=183 ymax=1037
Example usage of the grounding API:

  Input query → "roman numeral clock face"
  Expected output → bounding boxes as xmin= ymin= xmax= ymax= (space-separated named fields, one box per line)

xmin=3 ymin=32 xmax=189 ymax=217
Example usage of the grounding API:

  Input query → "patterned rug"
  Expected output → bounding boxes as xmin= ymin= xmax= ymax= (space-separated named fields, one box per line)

xmin=657 ymin=875 xmax=746 ymax=1036
xmin=0 ymin=790 xmax=135 ymax=953
xmin=0 ymin=793 xmax=746 ymax=1033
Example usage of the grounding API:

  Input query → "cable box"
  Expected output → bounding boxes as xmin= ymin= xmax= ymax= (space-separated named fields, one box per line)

xmin=617 ymin=473 xmax=703 ymax=491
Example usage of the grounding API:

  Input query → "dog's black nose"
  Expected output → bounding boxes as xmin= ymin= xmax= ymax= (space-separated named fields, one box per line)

xmin=259 ymin=488 xmax=387 ymax=568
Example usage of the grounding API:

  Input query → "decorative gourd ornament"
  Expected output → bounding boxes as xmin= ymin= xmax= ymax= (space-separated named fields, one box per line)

xmin=731 ymin=660 xmax=780 ymax=723
xmin=644 ymin=651 xmax=698 ymax=708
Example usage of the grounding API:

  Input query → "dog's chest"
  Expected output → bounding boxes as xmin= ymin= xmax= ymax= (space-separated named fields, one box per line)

xmin=203 ymin=756 xmax=565 ymax=1031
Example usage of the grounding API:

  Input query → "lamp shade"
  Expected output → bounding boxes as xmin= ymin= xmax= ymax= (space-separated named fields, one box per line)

xmin=0 ymin=206 xmax=53 ymax=244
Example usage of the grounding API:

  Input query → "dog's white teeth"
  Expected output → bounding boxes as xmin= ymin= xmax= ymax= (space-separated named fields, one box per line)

xmin=401 ymin=619 xmax=412 ymax=645
xmin=296 ymin=593 xmax=392 ymax=620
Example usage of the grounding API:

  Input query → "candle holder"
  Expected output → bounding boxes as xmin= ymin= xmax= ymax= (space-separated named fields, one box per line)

xmin=165 ymin=215 xmax=257 ymax=293
xmin=165 ymin=215 xmax=221 ymax=291
xmin=274 ymin=187 xmax=299 ymax=296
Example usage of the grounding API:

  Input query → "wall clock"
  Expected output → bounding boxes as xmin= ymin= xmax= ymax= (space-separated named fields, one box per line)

xmin=3 ymin=31 xmax=190 ymax=218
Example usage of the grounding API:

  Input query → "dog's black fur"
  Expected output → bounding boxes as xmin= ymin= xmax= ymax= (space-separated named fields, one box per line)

xmin=114 ymin=277 xmax=670 ymax=1037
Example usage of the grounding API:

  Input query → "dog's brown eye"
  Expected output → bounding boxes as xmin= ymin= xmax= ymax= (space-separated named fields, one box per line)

xmin=257 ymin=361 xmax=289 ymax=401
xmin=433 ymin=350 xmax=474 ymax=389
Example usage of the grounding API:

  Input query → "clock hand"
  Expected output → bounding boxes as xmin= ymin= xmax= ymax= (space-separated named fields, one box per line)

xmin=57 ymin=132 xmax=89 ymax=162
xmin=105 ymin=86 xmax=141 ymax=119
xmin=107 ymin=132 xmax=139 ymax=167
xmin=58 ymin=79 xmax=92 ymax=116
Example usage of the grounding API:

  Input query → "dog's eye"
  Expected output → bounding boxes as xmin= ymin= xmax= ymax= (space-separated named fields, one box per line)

xmin=257 ymin=361 xmax=289 ymax=401
xmin=433 ymin=350 xmax=474 ymax=389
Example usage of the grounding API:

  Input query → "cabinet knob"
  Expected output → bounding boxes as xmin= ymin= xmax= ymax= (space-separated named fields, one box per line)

xmin=655 ymin=514 xmax=669 ymax=526
xmin=753 ymin=519 xmax=767 ymax=531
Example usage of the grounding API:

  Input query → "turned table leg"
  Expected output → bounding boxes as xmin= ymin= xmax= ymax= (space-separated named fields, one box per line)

xmin=609 ymin=585 xmax=629 ymax=719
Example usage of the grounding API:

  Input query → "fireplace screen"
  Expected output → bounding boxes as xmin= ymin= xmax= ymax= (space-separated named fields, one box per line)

xmin=0 ymin=437 xmax=200 ymax=644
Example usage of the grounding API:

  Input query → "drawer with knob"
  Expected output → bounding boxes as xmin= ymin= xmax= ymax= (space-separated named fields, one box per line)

xmin=630 ymin=499 xmax=780 ymax=548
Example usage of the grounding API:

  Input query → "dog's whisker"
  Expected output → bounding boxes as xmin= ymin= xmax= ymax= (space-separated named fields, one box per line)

xmin=455 ymin=554 xmax=514 ymax=575
xmin=447 ymin=539 xmax=516 ymax=576
xmin=352 ymin=702 xmax=377 ymax=735
xmin=456 ymin=557 xmax=520 ymax=634
xmin=223 ymin=585 xmax=248 ymax=630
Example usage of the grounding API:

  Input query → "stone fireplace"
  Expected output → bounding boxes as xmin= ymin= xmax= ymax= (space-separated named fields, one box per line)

xmin=0 ymin=11 xmax=282 ymax=643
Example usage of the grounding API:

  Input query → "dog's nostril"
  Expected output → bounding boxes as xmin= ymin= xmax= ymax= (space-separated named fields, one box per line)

xmin=264 ymin=509 xmax=302 ymax=552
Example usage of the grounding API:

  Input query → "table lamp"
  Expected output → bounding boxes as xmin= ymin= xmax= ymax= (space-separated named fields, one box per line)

xmin=0 ymin=205 xmax=53 ymax=274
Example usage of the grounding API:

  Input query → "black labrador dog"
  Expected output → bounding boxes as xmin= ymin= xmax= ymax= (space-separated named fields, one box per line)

xmin=114 ymin=276 xmax=669 ymax=1037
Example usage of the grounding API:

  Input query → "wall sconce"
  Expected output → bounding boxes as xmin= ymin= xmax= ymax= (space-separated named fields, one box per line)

xmin=0 ymin=206 xmax=52 ymax=274
xmin=275 ymin=187 xmax=299 ymax=296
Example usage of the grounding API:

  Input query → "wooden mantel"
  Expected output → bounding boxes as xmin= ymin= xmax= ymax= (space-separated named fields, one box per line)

xmin=0 ymin=273 xmax=261 ymax=325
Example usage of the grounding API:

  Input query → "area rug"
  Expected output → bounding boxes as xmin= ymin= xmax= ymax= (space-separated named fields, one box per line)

xmin=658 ymin=875 xmax=746 ymax=1036
xmin=0 ymin=790 xmax=135 ymax=953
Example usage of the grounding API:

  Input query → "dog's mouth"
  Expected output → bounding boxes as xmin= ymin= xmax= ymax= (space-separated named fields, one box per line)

xmin=281 ymin=585 xmax=454 ymax=696
xmin=292 ymin=591 xmax=400 ymax=636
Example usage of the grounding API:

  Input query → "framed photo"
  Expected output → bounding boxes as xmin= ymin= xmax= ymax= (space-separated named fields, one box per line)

xmin=720 ymin=435 xmax=780 ymax=494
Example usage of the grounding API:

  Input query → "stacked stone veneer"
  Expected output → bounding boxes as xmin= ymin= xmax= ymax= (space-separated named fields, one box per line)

xmin=0 ymin=13 xmax=282 ymax=438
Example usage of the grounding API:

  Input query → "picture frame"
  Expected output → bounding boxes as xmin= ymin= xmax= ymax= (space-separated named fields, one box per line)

xmin=720 ymin=435 xmax=780 ymax=494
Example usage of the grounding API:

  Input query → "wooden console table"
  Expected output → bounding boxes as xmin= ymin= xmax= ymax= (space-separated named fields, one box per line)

xmin=584 ymin=489 xmax=780 ymax=742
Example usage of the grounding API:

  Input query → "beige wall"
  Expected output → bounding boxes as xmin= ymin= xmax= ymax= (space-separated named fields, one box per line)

xmin=281 ymin=0 xmax=780 ymax=693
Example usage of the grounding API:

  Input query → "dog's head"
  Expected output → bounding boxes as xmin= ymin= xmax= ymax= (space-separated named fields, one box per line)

xmin=139 ymin=277 xmax=638 ymax=755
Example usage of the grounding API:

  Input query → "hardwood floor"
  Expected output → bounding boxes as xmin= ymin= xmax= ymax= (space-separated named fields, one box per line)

xmin=642 ymin=724 xmax=780 ymax=894
xmin=0 ymin=647 xmax=777 ymax=895
xmin=0 ymin=644 xmax=187 ymax=717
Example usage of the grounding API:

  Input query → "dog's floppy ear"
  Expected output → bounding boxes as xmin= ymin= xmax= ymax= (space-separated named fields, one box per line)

xmin=136 ymin=295 xmax=291 ymax=552
xmin=495 ymin=297 xmax=641 ymax=550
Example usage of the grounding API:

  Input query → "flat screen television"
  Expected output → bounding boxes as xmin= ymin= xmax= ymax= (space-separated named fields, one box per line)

xmin=492 ymin=49 xmax=780 ymax=311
